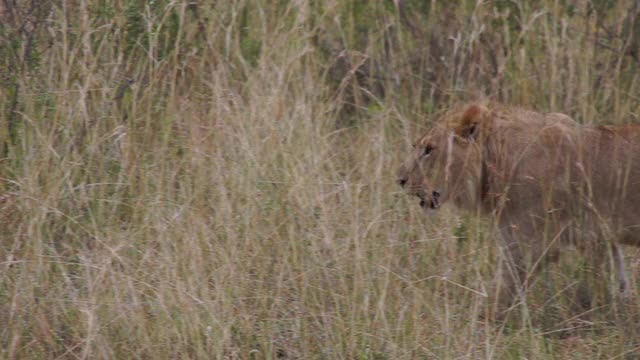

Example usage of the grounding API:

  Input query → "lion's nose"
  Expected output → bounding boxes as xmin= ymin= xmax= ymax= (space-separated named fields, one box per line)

xmin=432 ymin=190 xmax=441 ymax=199
xmin=397 ymin=177 xmax=408 ymax=188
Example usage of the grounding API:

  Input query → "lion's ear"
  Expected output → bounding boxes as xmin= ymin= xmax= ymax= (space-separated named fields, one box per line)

xmin=456 ymin=104 xmax=490 ymax=139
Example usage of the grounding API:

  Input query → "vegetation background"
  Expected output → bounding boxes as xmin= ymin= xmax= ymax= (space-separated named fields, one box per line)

xmin=1 ymin=0 xmax=640 ymax=358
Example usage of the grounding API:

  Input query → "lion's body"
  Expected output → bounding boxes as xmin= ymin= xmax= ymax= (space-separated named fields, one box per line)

xmin=396 ymin=102 xmax=640 ymax=308
xmin=476 ymin=107 xmax=640 ymax=247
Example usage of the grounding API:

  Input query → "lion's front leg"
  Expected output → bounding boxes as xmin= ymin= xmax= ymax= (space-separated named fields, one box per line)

xmin=611 ymin=243 xmax=630 ymax=296
xmin=492 ymin=226 xmax=529 ymax=316
xmin=491 ymin=219 xmax=561 ymax=318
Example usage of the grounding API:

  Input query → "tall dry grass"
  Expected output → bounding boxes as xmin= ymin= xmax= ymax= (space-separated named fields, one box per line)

xmin=1 ymin=0 xmax=640 ymax=358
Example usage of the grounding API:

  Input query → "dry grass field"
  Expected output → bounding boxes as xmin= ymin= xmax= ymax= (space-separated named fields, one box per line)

xmin=1 ymin=0 xmax=640 ymax=358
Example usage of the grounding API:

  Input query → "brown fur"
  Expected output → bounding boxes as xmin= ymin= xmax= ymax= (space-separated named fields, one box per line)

xmin=396 ymin=102 xmax=640 ymax=310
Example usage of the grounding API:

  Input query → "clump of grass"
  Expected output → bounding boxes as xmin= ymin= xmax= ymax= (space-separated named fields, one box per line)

xmin=0 ymin=0 xmax=639 ymax=358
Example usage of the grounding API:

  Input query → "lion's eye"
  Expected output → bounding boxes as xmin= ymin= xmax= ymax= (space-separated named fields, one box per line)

xmin=422 ymin=145 xmax=434 ymax=157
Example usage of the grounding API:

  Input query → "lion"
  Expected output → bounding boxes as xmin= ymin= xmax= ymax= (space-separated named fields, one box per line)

xmin=396 ymin=102 xmax=640 ymax=311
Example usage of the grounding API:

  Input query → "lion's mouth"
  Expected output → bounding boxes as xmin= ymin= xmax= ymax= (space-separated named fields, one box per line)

xmin=418 ymin=191 xmax=440 ymax=210
xmin=419 ymin=193 xmax=440 ymax=210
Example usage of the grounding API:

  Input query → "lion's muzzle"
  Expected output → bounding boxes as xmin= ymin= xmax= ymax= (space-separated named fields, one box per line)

xmin=419 ymin=190 xmax=441 ymax=210
xmin=397 ymin=171 xmax=442 ymax=210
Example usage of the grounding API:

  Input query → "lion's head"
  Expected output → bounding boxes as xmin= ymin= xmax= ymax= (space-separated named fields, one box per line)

xmin=396 ymin=104 xmax=493 ymax=211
